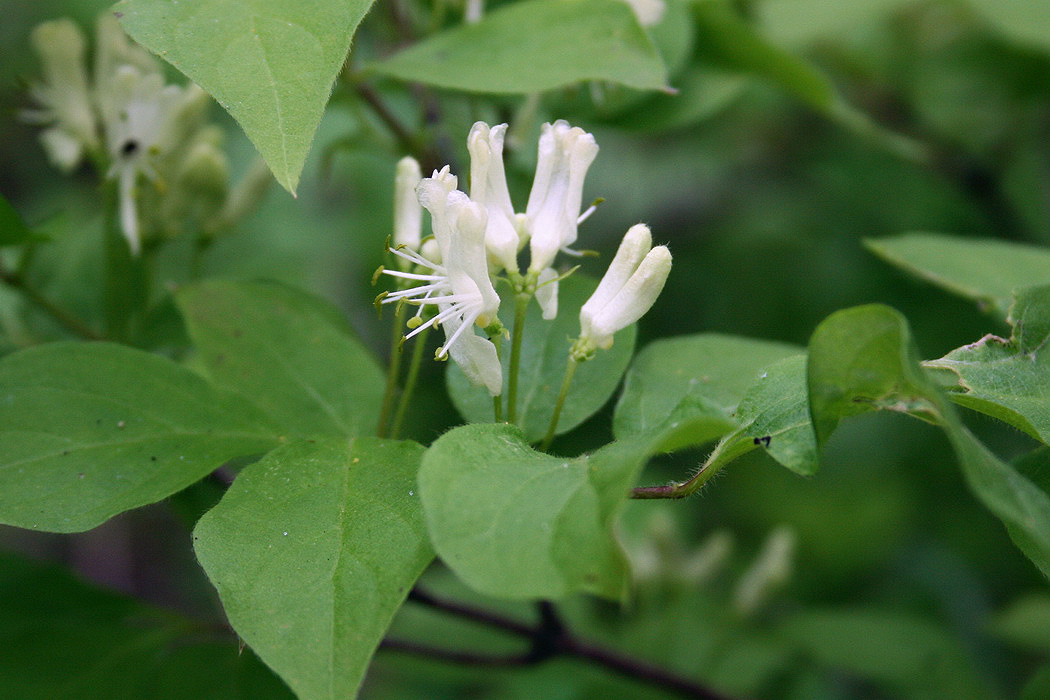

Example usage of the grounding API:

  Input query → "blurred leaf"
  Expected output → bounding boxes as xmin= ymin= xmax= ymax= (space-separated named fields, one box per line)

xmin=448 ymin=275 xmax=635 ymax=441
xmin=613 ymin=333 xmax=800 ymax=451
xmin=1023 ymin=666 xmax=1050 ymax=700
xmin=780 ymin=609 xmax=993 ymax=700
xmin=114 ymin=0 xmax=376 ymax=193
xmin=0 ymin=193 xmax=45 ymax=247
xmin=808 ymin=304 xmax=1050 ymax=578
xmin=691 ymin=0 xmax=927 ymax=162
xmin=419 ymin=423 xmax=651 ymax=599
xmin=927 ymin=285 xmax=1050 ymax=443
xmin=0 ymin=551 xmax=292 ymax=699
xmin=866 ymin=233 xmax=1050 ymax=317
xmin=177 ymin=280 xmax=385 ymax=440
xmin=990 ymin=594 xmax=1050 ymax=654
xmin=758 ymin=0 xmax=1050 ymax=54
xmin=194 ymin=438 xmax=431 ymax=700
xmin=370 ymin=0 xmax=668 ymax=94
xmin=0 ymin=342 xmax=278 ymax=532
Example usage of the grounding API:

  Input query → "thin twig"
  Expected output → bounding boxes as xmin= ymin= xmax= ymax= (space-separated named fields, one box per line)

xmin=0 ymin=261 xmax=101 ymax=340
xmin=404 ymin=588 xmax=738 ymax=700
xmin=380 ymin=638 xmax=534 ymax=666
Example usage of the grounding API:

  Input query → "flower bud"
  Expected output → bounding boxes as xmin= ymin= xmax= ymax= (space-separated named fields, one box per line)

xmin=393 ymin=156 xmax=423 ymax=259
xmin=467 ymin=122 xmax=520 ymax=272
xmin=25 ymin=19 xmax=98 ymax=171
xmin=576 ymin=224 xmax=670 ymax=356
xmin=526 ymin=120 xmax=598 ymax=273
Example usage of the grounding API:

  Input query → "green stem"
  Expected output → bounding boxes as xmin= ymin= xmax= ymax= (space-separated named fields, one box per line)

xmin=506 ymin=292 xmax=530 ymax=423
xmin=630 ymin=434 xmax=749 ymax=499
xmin=377 ymin=302 xmax=408 ymax=438
xmin=390 ymin=324 xmax=430 ymax=440
xmin=539 ymin=356 xmax=578 ymax=452
xmin=0 ymin=262 xmax=100 ymax=340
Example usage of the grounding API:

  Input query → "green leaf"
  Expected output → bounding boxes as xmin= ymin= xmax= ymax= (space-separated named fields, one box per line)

xmin=0 ymin=552 xmax=292 ymax=699
xmin=990 ymin=594 xmax=1050 ymax=654
xmin=732 ymin=354 xmax=818 ymax=476
xmin=808 ymin=304 xmax=1050 ymax=578
xmin=1023 ymin=666 xmax=1050 ymax=700
xmin=0 ymin=193 xmax=45 ymax=247
xmin=613 ymin=333 xmax=801 ymax=451
xmin=371 ymin=0 xmax=668 ymax=94
xmin=448 ymin=275 xmax=636 ymax=442
xmin=114 ymin=0 xmax=377 ymax=193
xmin=194 ymin=438 xmax=432 ymax=700
xmin=419 ymin=423 xmax=650 ymax=600
xmin=926 ymin=285 xmax=1050 ymax=443
xmin=0 ymin=342 xmax=278 ymax=533
xmin=866 ymin=233 xmax=1050 ymax=317
xmin=780 ymin=609 xmax=993 ymax=700
xmin=177 ymin=280 xmax=385 ymax=440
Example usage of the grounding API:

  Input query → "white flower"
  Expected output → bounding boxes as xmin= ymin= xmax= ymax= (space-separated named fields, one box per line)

xmin=577 ymin=224 xmax=671 ymax=354
xmin=526 ymin=120 xmax=599 ymax=274
xmin=622 ymin=0 xmax=666 ymax=26
xmin=393 ymin=156 xmax=423 ymax=262
xmin=467 ymin=122 xmax=521 ymax=273
xmin=381 ymin=171 xmax=503 ymax=395
xmin=22 ymin=19 xmax=99 ymax=172
xmin=100 ymin=65 xmax=206 ymax=255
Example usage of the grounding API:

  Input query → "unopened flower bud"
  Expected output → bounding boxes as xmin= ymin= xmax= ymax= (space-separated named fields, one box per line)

xmin=575 ymin=224 xmax=670 ymax=357
xmin=393 ymin=156 xmax=423 ymax=260
xmin=733 ymin=527 xmax=795 ymax=616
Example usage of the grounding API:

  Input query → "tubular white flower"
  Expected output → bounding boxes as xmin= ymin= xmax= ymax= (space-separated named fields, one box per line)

xmin=577 ymin=224 xmax=671 ymax=353
xmin=525 ymin=120 xmax=599 ymax=273
xmin=467 ymin=122 xmax=521 ymax=273
xmin=381 ymin=176 xmax=503 ymax=394
xmin=535 ymin=267 xmax=559 ymax=320
xmin=23 ymin=19 xmax=99 ymax=172
xmin=393 ymin=156 xmax=423 ymax=262
xmin=100 ymin=66 xmax=196 ymax=255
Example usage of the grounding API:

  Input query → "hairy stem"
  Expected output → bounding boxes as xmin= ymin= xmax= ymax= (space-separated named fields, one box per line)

xmin=377 ymin=302 xmax=408 ymax=438
xmin=631 ymin=434 xmax=747 ymax=499
xmin=390 ymin=323 xmax=431 ymax=440
xmin=539 ymin=356 xmax=578 ymax=451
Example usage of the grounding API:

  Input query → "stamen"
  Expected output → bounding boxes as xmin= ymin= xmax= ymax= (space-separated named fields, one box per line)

xmin=382 ymin=269 xmax=445 ymax=281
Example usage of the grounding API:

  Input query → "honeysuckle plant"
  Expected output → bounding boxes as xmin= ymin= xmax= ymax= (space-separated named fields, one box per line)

xmin=3 ymin=3 xmax=1050 ymax=700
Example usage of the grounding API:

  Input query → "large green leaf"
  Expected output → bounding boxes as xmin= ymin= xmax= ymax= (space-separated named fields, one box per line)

xmin=419 ymin=423 xmax=651 ymax=600
xmin=194 ymin=438 xmax=432 ymax=700
xmin=808 ymin=304 xmax=1050 ymax=578
xmin=990 ymin=594 xmax=1050 ymax=655
xmin=177 ymin=280 xmax=385 ymax=440
xmin=114 ymin=0 xmax=376 ymax=193
xmin=0 ymin=552 xmax=292 ymax=699
xmin=927 ymin=285 xmax=1050 ymax=443
xmin=780 ymin=609 xmax=992 ymax=700
xmin=866 ymin=233 xmax=1050 ymax=317
xmin=613 ymin=333 xmax=800 ymax=451
xmin=371 ymin=0 xmax=668 ymax=94
xmin=0 ymin=342 xmax=278 ymax=532
xmin=448 ymin=275 xmax=635 ymax=442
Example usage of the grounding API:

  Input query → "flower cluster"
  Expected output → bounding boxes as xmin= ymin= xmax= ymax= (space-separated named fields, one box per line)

xmin=381 ymin=120 xmax=670 ymax=396
xmin=24 ymin=15 xmax=269 ymax=255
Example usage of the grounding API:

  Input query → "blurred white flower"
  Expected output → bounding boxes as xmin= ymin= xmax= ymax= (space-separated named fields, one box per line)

xmin=622 ymin=0 xmax=666 ymax=27
xmin=393 ymin=156 xmax=423 ymax=263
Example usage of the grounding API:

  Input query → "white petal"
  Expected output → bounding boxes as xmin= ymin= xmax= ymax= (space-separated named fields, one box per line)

xmin=445 ymin=317 xmax=503 ymax=396
xmin=393 ymin=156 xmax=423 ymax=255
xmin=535 ymin=267 xmax=559 ymax=320
xmin=587 ymin=245 xmax=671 ymax=348
xmin=468 ymin=122 xmax=519 ymax=272
xmin=580 ymin=223 xmax=651 ymax=338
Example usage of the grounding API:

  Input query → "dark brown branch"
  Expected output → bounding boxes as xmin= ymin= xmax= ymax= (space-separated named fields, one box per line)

xmin=401 ymin=588 xmax=739 ymax=700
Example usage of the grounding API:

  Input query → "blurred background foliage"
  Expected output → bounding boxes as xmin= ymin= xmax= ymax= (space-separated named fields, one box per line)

xmin=2 ymin=0 xmax=1050 ymax=698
